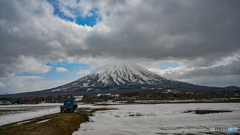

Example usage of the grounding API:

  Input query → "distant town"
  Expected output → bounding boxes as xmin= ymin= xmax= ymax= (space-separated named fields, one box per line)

xmin=1 ymin=90 xmax=240 ymax=105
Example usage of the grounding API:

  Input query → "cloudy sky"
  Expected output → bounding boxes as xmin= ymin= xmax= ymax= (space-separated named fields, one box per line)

xmin=0 ymin=0 xmax=240 ymax=94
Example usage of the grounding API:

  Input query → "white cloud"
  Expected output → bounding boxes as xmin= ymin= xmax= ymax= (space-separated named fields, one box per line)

xmin=0 ymin=82 xmax=5 ymax=87
xmin=56 ymin=67 xmax=68 ymax=72
xmin=0 ymin=76 xmax=44 ymax=93
xmin=0 ymin=76 xmax=68 ymax=94
xmin=0 ymin=55 xmax=52 ymax=77
xmin=148 ymin=55 xmax=240 ymax=87
xmin=77 ymin=69 xmax=91 ymax=75
xmin=15 ymin=55 xmax=52 ymax=74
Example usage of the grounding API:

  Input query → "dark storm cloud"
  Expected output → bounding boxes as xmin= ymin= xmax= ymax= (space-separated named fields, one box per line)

xmin=82 ymin=0 xmax=240 ymax=64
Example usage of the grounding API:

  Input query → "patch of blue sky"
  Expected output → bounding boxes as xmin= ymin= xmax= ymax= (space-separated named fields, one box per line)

xmin=155 ymin=61 xmax=181 ymax=70
xmin=47 ymin=0 xmax=101 ymax=27
xmin=106 ymin=12 xmax=110 ymax=17
xmin=75 ymin=8 xmax=101 ymax=26
xmin=17 ymin=62 xmax=97 ymax=82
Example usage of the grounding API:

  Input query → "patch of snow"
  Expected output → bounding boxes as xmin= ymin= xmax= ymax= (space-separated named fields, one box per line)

xmin=17 ymin=120 xmax=32 ymax=125
xmin=0 ymin=103 xmax=62 ymax=126
xmin=83 ymin=83 xmax=89 ymax=87
xmin=87 ymin=88 xmax=93 ymax=91
xmin=36 ymin=118 xmax=51 ymax=124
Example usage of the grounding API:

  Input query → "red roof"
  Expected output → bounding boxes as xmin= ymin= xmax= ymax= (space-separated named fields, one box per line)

xmin=27 ymin=100 xmax=34 ymax=103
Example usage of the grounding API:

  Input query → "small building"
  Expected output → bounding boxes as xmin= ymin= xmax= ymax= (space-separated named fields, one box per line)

xmin=27 ymin=100 xmax=35 ymax=104
xmin=113 ymin=94 xmax=120 ymax=99
xmin=127 ymin=99 xmax=135 ymax=103
xmin=107 ymin=100 xmax=115 ymax=103
xmin=74 ymin=96 xmax=83 ymax=101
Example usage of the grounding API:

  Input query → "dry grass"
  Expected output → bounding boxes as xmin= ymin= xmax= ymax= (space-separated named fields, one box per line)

xmin=195 ymin=110 xmax=232 ymax=114
xmin=94 ymin=103 xmax=125 ymax=106
xmin=14 ymin=111 xmax=87 ymax=135
xmin=92 ymin=108 xmax=118 ymax=112
xmin=0 ymin=108 xmax=88 ymax=135
xmin=184 ymin=110 xmax=232 ymax=115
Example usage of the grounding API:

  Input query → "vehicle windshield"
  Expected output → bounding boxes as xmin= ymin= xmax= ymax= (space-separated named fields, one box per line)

xmin=65 ymin=101 xmax=72 ymax=104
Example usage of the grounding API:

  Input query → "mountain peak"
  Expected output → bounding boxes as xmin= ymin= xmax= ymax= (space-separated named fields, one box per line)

xmin=89 ymin=64 xmax=168 ymax=86
xmin=93 ymin=64 xmax=157 ymax=76
xmin=49 ymin=63 xmax=195 ymax=93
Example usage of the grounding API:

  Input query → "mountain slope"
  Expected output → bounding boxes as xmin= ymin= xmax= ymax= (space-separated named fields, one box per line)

xmin=48 ymin=64 xmax=199 ymax=92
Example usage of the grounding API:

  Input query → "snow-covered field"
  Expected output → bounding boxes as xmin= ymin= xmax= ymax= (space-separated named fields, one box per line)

xmin=1 ymin=103 xmax=239 ymax=134
xmin=73 ymin=103 xmax=240 ymax=135
xmin=0 ymin=103 xmax=62 ymax=126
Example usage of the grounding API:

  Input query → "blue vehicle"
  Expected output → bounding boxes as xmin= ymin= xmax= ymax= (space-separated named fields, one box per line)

xmin=60 ymin=100 xmax=78 ymax=113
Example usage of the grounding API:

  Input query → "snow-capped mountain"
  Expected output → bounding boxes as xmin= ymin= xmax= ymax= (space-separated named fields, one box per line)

xmin=48 ymin=64 xmax=198 ymax=92
xmin=2 ymin=64 xmax=239 ymax=97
